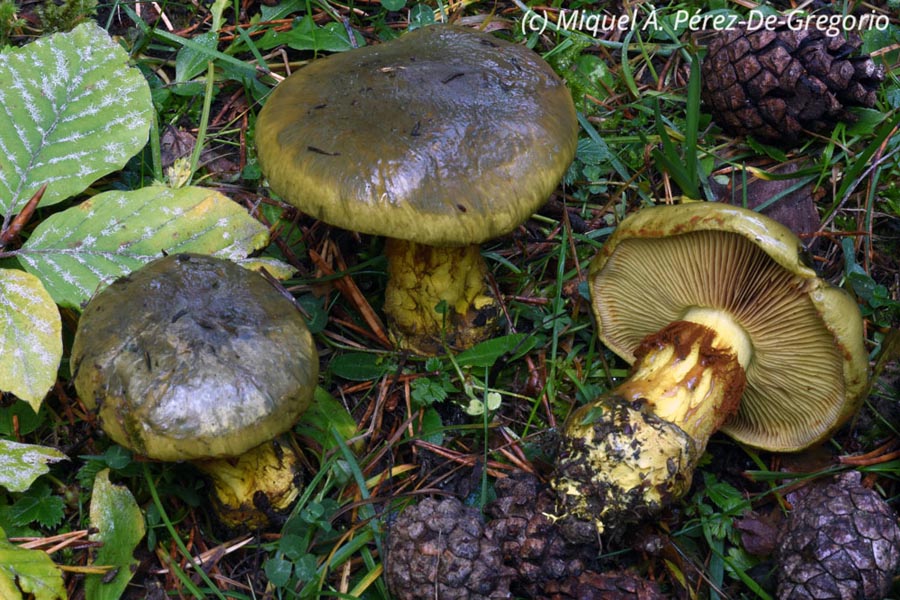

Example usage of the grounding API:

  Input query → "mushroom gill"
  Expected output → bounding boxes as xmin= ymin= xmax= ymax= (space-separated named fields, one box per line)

xmin=552 ymin=202 xmax=868 ymax=537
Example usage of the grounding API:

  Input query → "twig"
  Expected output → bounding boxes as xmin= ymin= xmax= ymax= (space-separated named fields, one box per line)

xmin=0 ymin=183 xmax=46 ymax=247
xmin=839 ymin=438 xmax=900 ymax=467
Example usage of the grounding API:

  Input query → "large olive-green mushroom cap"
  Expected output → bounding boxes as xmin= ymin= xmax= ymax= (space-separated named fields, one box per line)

xmin=255 ymin=25 xmax=578 ymax=246
xmin=588 ymin=202 xmax=868 ymax=451
xmin=71 ymin=254 xmax=318 ymax=462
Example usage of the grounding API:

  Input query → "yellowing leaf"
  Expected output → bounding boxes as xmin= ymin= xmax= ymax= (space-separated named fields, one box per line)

xmin=0 ymin=526 xmax=66 ymax=600
xmin=238 ymin=256 xmax=296 ymax=280
xmin=0 ymin=440 xmax=67 ymax=493
xmin=85 ymin=470 xmax=145 ymax=600
xmin=16 ymin=185 xmax=270 ymax=308
xmin=0 ymin=269 xmax=62 ymax=410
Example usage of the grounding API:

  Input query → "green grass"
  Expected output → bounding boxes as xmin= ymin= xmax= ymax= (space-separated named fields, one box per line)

xmin=0 ymin=0 xmax=899 ymax=598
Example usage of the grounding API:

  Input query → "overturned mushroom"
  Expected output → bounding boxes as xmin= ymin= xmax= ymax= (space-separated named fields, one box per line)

xmin=71 ymin=253 xmax=319 ymax=529
xmin=552 ymin=202 xmax=868 ymax=536
xmin=255 ymin=25 xmax=578 ymax=354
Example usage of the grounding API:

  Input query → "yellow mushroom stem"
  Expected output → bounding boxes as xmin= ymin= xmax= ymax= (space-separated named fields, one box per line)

xmin=383 ymin=238 xmax=500 ymax=355
xmin=192 ymin=437 xmax=303 ymax=530
xmin=618 ymin=308 xmax=751 ymax=442
xmin=553 ymin=315 xmax=749 ymax=536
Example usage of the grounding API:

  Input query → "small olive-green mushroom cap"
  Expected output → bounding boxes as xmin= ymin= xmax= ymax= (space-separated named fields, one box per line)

xmin=589 ymin=202 xmax=868 ymax=452
xmin=71 ymin=254 xmax=318 ymax=462
xmin=255 ymin=25 xmax=578 ymax=247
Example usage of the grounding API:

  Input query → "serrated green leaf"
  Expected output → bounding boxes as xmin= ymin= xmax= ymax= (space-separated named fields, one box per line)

xmin=0 ymin=269 xmax=62 ymax=411
xmin=84 ymin=469 xmax=145 ymax=600
xmin=0 ymin=525 xmax=66 ymax=600
xmin=0 ymin=440 xmax=67 ymax=494
xmin=0 ymin=22 xmax=152 ymax=217
xmin=409 ymin=375 xmax=454 ymax=408
xmin=16 ymin=185 xmax=269 ymax=309
xmin=575 ymin=137 xmax=612 ymax=165
xmin=9 ymin=483 xmax=65 ymax=529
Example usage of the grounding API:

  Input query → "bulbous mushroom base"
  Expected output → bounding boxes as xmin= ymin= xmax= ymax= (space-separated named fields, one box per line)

xmin=193 ymin=437 xmax=303 ymax=530
xmin=552 ymin=320 xmax=748 ymax=537
xmin=383 ymin=239 xmax=500 ymax=355
xmin=552 ymin=395 xmax=701 ymax=539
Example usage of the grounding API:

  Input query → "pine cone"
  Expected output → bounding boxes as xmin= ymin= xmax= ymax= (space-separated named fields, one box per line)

xmin=385 ymin=497 xmax=513 ymax=600
xmin=776 ymin=471 xmax=900 ymax=599
xmin=485 ymin=471 xmax=598 ymax=596
xmin=701 ymin=23 xmax=884 ymax=145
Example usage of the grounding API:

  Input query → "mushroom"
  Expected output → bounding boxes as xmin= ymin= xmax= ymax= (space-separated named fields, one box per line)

xmin=71 ymin=253 xmax=319 ymax=529
xmin=255 ymin=25 xmax=578 ymax=354
xmin=552 ymin=202 xmax=869 ymax=536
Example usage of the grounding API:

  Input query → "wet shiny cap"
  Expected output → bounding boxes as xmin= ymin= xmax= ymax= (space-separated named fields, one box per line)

xmin=71 ymin=254 xmax=319 ymax=461
xmin=255 ymin=25 xmax=578 ymax=246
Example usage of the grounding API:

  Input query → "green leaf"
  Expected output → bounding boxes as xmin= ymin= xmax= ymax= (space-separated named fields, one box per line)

xmin=279 ymin=533 xmax=307 ymax=561
xmin=264 ymin=556 xmax=293 ymax=587
xmin=258 ymin=15 xmax=364 ymax=53
xmin=329 ymin=352 xmax=391 ymax=381
xmin=84 ymin=469 xmax=145 ymax=600
xmin=455 ymin=333 xmax=535 ymax=368
xmin=652 ymin=100 xmax=700 ymax=200
xmin=0 ymin=525 xmax=66 ymax=600
xmin=293 ymin=553 xmax=318 ymax=580
xmin=408 ymin=4 xmax=436 ymax=29
xmin=0 ymin=269 xmax=61 ymax=411
xmin=0 ymin=440 xmax=67 ymax=494
xmin=8 ymin=482 xmax=64 ymax=529
xmin=295 ymin=387 xmax=360 ymax=454
xmin=175 ymin=31 xmax=218 ymax=83
xmin=0 ymin=22 xmax=152 ymax=216
xmin=293 ymin=294 xmax=328 ymax=334
xmin=410 ymin=376 xmax=449 ymax=407
xmin=702 ymin=473 xmax=746 ymax=514
xmin=0 ymin=400 xmax=45 ymax=437
xmin=260 ymin=0 xmax=304 ymax=22
xmin=578 ymin=403 xmax=606 ymax=426
xmin=380 ymin=0 xmax=406 ymax=10
xmin=845 ymin=108 xmax=886 ymax=136
xmin=574 ymin=136 xmax=612 ymax=165
xmin=169 ymin=30 xmax=217 ymax=96
xmin=16 ymin=185 xmax=269 ymax=309
xmin=417 ymin=407 xmax=444 ymax=445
